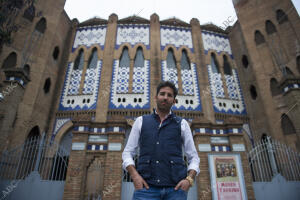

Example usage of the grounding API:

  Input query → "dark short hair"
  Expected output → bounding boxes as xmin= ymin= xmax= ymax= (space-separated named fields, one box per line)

xmin=156 ymin=81 xmax=178 ymax=98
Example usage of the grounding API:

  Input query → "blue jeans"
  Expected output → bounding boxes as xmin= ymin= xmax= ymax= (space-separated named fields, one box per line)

xmin=132 ymin=186 xmax=187 ymax=200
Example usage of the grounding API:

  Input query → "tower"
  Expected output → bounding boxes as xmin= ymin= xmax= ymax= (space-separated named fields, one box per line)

xmin=230 ymin=0 xmax=300 ymax=150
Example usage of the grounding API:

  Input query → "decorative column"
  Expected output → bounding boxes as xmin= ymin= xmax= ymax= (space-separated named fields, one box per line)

xmin=95 ymin=14 xmax=118 ymax=122
xmin=149 ymin=13 xmax=161 ymax=109
xmin=102 ymin=120 xmax=125 ymax=200
xmin=63 ymin=122 xmax=89 ymax=200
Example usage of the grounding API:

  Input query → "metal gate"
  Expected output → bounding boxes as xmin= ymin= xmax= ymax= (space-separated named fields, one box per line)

xmin=0 ymin=134 xmax=69 ymax=200
xmin=248 ymin=136 xmax=300 ymax=200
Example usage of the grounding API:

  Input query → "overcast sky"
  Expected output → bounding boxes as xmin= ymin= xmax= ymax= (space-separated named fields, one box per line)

xmin=64 ymin=0 xmax=300 ymax=28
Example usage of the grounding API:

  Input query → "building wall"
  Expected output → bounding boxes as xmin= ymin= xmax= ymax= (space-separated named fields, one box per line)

xmin=56 ymin=12 xmax=253 ymax=200
xmin=0 ymin=0 xmax=71 ymax=153
xmin=231 ymin=0 xmax=300 ymax=150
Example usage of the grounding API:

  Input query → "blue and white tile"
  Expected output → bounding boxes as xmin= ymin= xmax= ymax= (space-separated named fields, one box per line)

xmin=82 ymin=62 xmax=102 ymax=94
xmin=162 ymin=62 xmax=201 ymax=111
xmin=67 ymin=69 xmax=82 ymax=95
xmin=116 ymin=65 xmax=130 ymax=94
xmin=116 ymin=25 xmax=150 ymax=49
xmin=109 ymin=60 xmax=150 ymax=109
xmin=208 ymin=65 xmax=246 ymax=115
xmin=161 ymin=60 xmax=179 ymax=89
xmin=160 ymin=26 xmax=193 ymax=52
xmin=208 ymin=65 xmax=225 ymax=98
xmin=59 ymin=61 xmax=102 ymax=111
xmin=51 ymin=118 xmax=71 ymax=140
xmin=72 ymin=26 xmax=107 ymax=51
xmin=132 ymin=66 xmax=146 ymax=94
xmin=202 ymin=31 xmax=232 ymax=58
xmin=181 ymin=69 xmax=194 ymax=95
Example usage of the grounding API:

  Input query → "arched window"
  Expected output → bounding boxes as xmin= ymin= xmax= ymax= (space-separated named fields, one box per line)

xmin=43 ymin=78 xmax=51 ymax=93
xmin=52 ymin=46 xmax=59 ymax=60
xmin=167 ymin=49 xmax=176 ymax=69
xmin=23 ymin=4 xmax=35 ymax=22
xmin=35 ymin=17 xmax=46 ymax=34
xmin=180 ymin=50 xmax=190 ymax=70
xmin=2 ymin=52 xmax=17 ymax=69
xmin=24 ymin=64 xmax=30 ymax=75
xmin=297 ymin=56 xmax=300 ymax=74
xmin=116 ymin=47 xmax=130 ymax=94
xmin=73 ymin=49 xmax=84 ymax=70
xmin=281 ymin=114 xmax=296 ymax=135
xmin=211 ymin=53 xmax=220 ymax=73
xmin=52 ymin=131 xmax=73 ymax=181
xmin=223 ymin=55 xmax=232 ymax=75
xmin=87 ymin=48 xmax=98 ymax=69
xmin=180 ymin=50 xmax=194 ymax=95
xmin=285 ymin=67 xmax=294 ymax=76
xmin=134 ymin=47 xmax=144 ymax=68
xmin=242 ymin=55 xmax=249 ymax=68
xmin=120 ymin=47 xmax=130 ymax=68
xmin=255 ymin=30 xmax=265 ymax=45
xmin=17 ymin=126 xmax=40 ymax=178
xmin=132 ymin=47 xmax=145 ymax=94
xmin=266 ymin=20 xmax=277 ymax=35
xmin=261 ymin=133 xmax=268 ymax=142
xmin=27 ymin=126 xmax=40 ymax=139
xmin=250 ymin=85 xmax=257 ymax=100
xmin=276 ymin=9 xmax=288 ymax=24
xmin=270 ymin=78 xmax=281 ymax=96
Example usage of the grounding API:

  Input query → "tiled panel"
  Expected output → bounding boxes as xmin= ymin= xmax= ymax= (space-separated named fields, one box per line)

xmin=283 ymin=83 xmax=300 ymax=93
xmin=6 ymin=77 xmax=26 ymax=86
xmin=83 ymin=61 xmax=102 ymax=94
xmin=109 ymin=60 xmax=150 ymax=109
xmin=208 ymin=65 xmax=246 ymax=115
xmin=161 ymin=60 xmax=179 ymax=89
xmin=162 ymin=61 xmax=201 ymax=111
xmin=132 ymin=66 xmax=145 ymax=94
xmin=51 ymin=118 xmax=71 ymax=141
xmin=72 ymin=26 xmax=107 ymax=51
xmin=160 ymin=26 xmax=193 ymax=52
xmin=67 ymin=69 xmax=82 ymax=95
xmin=89 ymin=126 xmax=125 ymax=133
xmin=208 ymin=65 xmax=225 ymax=98
xmin=225 ymin=72 xmax=241 ymax=100
xmin=212 ymin=146 xmax=231 ymax=152
xmin=194 ymin=127 xmax=243 ymax=134
xmin=116 ymin=66 xmax=130 ymax=94
xmin=116 ymin=24 xmax=150 ymax=49
xmin=59 ymin=61 xmax=102 ymax=111
xmin=202 ymin=31 xmax=232 ymax=58
xmin=87 ymin=144 xmax=108 ymax=151
xmin=181 ymin=69 xmax=194 ymax=95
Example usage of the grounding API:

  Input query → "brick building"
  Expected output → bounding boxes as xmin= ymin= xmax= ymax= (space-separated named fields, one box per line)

xmin=0 ymin=0 xmax=299 ymax=199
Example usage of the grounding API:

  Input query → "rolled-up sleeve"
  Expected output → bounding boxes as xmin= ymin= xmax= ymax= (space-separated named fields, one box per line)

xmin=181 ymin=119 xmax=200 ymax=175
xmin=122 ymin=116 xmax=143 ymax=170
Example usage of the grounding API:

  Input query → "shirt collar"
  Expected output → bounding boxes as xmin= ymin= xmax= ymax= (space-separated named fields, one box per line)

xmin=153 ymin=108 xmax=173 ymax=121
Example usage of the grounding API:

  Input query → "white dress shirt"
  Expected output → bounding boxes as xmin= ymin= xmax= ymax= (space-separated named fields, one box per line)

xmin=122 ymin=115 xmax=200 ymax=175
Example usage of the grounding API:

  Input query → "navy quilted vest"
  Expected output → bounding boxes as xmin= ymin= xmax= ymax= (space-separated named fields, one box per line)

xmin=137 ymin=112 xmax=187 ymax=187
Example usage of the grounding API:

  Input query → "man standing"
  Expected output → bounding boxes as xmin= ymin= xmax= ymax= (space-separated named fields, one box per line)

xmin=122 ymin=81 xmax=200 ymax=200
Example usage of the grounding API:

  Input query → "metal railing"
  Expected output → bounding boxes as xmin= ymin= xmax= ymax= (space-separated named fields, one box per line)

xmin=248 ymin=136 xmax=300 ymax=182
xmin=0 ymin=134 xmax=69 ymax=181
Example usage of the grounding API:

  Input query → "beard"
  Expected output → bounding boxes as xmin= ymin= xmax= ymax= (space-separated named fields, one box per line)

xmin=157 ymin=99 xmax=173 ymax=113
